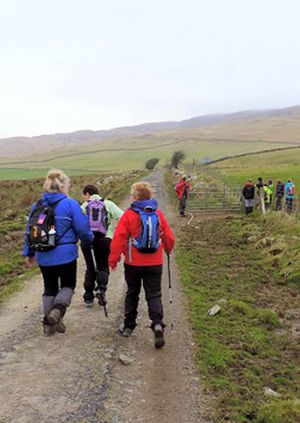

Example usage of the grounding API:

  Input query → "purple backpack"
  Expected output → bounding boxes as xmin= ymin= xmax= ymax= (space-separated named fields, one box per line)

xmin=86 ymin=199 xmax=108 ymax=235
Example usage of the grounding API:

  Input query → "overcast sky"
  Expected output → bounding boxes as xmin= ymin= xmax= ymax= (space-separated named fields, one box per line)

xmin=0 ymin=0 xmax=299 ymax=138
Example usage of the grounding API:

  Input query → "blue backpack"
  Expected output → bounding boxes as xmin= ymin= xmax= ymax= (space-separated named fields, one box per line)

xmin=131 ymin=206 xmax=161 ymax=253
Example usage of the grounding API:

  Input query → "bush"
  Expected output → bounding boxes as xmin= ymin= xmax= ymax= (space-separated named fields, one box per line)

xmin=145 ymin=158 xmax=159 ymax=170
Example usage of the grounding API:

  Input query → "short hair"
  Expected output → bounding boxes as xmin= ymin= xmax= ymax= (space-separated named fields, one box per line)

xmin=130 ymin=182 xmax=153 ymax=200
xmin=43 ymin=169 xmax=70 ymax=193
xmin=82 ymin=184 xmax=99 ymax=195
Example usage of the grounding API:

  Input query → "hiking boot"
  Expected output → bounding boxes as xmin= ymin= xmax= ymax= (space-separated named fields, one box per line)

xmin=55 ymin=320 xmax=66 ymax=334
xmin=47 ymin=308 xmax=62 ymax=325
xmin=118 ymin=323 xmax=134 ymax=337
xmin=95 ymin=290 xmax=107 ymax=306
xmin=43 ymin=324 xmax=55 ymax=337
xmin=84 ymin=299 xmax=94 ymax=308
xmin=154 ymin=324 xmax=165 ymax=349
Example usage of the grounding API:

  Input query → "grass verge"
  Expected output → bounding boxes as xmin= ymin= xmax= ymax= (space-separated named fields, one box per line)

xmin=165 ymin=172 xmax=300 ymax=422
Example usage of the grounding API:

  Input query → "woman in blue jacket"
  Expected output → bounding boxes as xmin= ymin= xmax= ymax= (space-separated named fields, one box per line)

xmin=23 ymin=169 xmax=93 ymax=336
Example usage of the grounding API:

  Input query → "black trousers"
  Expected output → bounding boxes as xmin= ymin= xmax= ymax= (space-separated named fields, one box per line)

xmin=179 ymin=197 xmax=187 ymax=215
xmin=123 ymin=264 xmax=163 ymax=329
xmin=81 ymin=234 xmax=111 ymax=300
xmin=40 ymin=260 xmax=77 ymax=296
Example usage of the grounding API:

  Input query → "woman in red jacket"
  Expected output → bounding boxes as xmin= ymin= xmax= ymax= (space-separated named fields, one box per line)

xmin=109 ymin=182 xmax=175 ymax=348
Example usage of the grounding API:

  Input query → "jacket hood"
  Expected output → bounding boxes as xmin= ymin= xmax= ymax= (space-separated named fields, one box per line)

xmin=130 ymin=199 xmax=158 ymax=210
xmin=42 ymin=192 xmax=68 ymax=205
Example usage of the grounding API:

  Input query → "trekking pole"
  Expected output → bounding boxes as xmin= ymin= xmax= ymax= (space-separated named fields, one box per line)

xmin=167 ymin=254 xmax=174 ymax=331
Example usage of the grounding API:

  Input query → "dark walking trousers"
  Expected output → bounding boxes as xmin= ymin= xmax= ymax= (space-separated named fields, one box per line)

xmin=81 ymin=233 xmax=111 ymax=301
xmin=123 ymin=264 xmax=164 ymax=330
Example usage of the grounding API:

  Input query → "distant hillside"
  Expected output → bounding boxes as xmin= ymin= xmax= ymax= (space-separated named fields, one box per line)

xmin=1 ymin=105 xmax=300 ymax=158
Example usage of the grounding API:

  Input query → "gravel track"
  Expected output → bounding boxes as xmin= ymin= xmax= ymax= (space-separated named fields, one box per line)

xmin=0 ymin=170 xmax=209 ymax=423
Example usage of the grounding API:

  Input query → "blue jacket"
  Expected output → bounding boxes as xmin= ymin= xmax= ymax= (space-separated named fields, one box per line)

xmin=23 ymin=192 xmax=93 ymax=266
xmin=285 ymin=182 xmax=295 ymax=199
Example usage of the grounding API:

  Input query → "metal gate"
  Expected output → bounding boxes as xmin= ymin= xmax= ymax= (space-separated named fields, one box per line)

xmin=187 ymin=185 xmax=242 ymax=214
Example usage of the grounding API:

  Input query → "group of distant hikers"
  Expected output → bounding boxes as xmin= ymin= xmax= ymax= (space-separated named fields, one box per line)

xmin=242 ymin=177 xmax=296 ymax=215
xmin=23 ymin=169 xmax=175 ymax=349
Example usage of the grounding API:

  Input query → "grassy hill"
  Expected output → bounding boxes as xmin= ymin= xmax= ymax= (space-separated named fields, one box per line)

xmin=1 ymin=105 xmax=300 ymax=179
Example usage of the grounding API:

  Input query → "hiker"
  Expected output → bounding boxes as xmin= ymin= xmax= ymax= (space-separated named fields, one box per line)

xmin=285 ymin=178 xmax=295 ymax=214
xmin=267 ymin=179 xmax=274 ymax=206
xmin=175 ymin=174 xmax=191 ymax=217
xmin=263 ymin=184 xmax=272 ymax=210
xmin=109 ymin=182 xmax=175 ymax=348
xmin=23 ymin=169 xmax=93 ymax=336
xmin=242 ymin=179 xmax=255 ymax=215
xmin=81 ymin=184 xmax=123 ymax=307
xmin=256 ymin=177 xmax=264 ymax=208
xmin=275 ymin=179 xmax=285 ymax=211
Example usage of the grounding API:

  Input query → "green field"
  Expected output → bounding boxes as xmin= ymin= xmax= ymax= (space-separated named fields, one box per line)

xmin=212 ymin=148 xmax=300 ymax=192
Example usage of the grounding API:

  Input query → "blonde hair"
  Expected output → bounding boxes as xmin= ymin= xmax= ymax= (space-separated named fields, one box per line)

xmin=130 ymin=182 xmax=153 ymax=200
xmin=43 ymin=169 xmax=70 ymax=193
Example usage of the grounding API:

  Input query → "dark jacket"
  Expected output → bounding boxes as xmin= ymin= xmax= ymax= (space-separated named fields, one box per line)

xmin=242 ymin=182 xmax=255 ymax=199
xmin=276 ymin=182 xmax=285 ymax=198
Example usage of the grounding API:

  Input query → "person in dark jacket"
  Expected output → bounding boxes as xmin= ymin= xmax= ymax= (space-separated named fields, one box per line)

xmin=23 ymin=169 xmax=93 ymax=336
xmin=242 ymin=179 xmax=255 ymax=214
xmin=109 ymin=182 xmax=175 ymax=349
xmin=275 ymin=179 xmax=285 ymax=211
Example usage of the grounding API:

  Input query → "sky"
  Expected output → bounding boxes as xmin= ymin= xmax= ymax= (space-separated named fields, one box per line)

xmin=0 ymin=0 xmax=300 ymax=138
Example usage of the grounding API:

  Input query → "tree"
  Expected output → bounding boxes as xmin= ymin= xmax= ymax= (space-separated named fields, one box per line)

xmin=145 ymin=158 xmax=160 ymax=170
xmin=171 ymin=150 xmax=186 ymax=168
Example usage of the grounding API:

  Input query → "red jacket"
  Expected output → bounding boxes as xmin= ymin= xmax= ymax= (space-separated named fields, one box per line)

xmin=109 ymin=207 xmax=175 ymax=268
xmin=176 ymin=179 xmax=191 ymax=199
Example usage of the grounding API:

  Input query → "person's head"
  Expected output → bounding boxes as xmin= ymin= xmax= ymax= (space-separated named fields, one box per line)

xmin=287 ymin=178 xmax=292 ymax=183
xmin=258 ymin=177 xmax=263 ymax=182
xmin=268 ymin=179 xmax=272 ymax=184
xmin=130 ymin=182 xmax=153 ymax=201
xmin=182 ymin=174 xmax=187 ymax=181
xmin=277 ymin=179 xmax=281 ymax=183
xmin=82 ymin=184 xmax=99 ymax=200
xmin=43 ymin=169 xmax=70 ymax=194
xmin=248 ymin=178 xmax=252 ymax=183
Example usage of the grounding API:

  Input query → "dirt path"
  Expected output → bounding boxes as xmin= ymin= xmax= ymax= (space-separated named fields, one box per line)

xmin=0 ymin=170 xmax=208 ymax=423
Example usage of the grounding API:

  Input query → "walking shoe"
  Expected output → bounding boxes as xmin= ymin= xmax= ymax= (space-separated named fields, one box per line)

xmin=84 ymin=299 xmax=94 ymax=308
xmin=154 ymin=324 xmax=165 ymax=349
xmin=55 ymin=320 xmax=66 ymax=334
xmin=43 ymin=324 xmax=55 ymax=337
xmin=95 ymin=290 xmax=107 ymax=306
xmin=47 ymin=308 xmax=62 ymax=325
xmin=123 ymin=327 xmax=134 ymax=337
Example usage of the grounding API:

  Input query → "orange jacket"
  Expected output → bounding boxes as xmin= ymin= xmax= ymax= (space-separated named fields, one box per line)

xmin=109 ymin=207 xmax=175 ymax=268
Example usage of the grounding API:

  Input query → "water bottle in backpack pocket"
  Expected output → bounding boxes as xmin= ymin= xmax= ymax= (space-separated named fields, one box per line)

xmin=28 ymin=200 xmax=58 ymax=251
xmin=86 ymin=199 xmax=108 ymax=235
xmin=131 ymin=206 xmax=161 ymax=253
